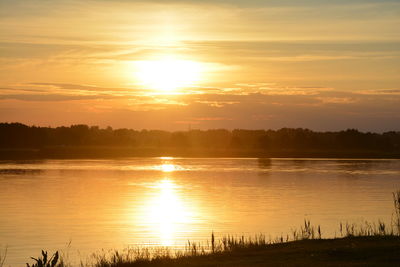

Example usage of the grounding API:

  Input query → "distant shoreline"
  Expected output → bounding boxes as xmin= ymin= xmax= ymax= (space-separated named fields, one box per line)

xmin=2 ymin=123 xmax=399 ymax=160
xmin=1 ymin=147 xmax=400 ymax=160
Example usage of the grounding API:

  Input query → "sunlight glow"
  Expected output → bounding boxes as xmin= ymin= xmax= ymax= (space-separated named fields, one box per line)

xmin=161 ymin=164 xmax=176 ymax=172
xmin=146 ymin=179 xmax=192 ymax=246
xmin=160 ymin=157 xmax=174 ymax=160
xmin=133 ymin=57 xmax=202 ymax=93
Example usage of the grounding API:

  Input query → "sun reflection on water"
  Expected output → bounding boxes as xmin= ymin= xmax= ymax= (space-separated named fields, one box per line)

xmin=160 ymin=164 xmax=176 ymax=172
xmin=129 ymin=158 xmax=200 ymax=246
xmin=141 ymin=178 xmax=196 ymax=246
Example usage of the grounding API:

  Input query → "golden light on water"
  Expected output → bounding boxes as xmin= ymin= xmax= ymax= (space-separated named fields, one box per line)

xmin=160 ymin=164 xmax=176 ymax=172
xmin=132 ymin=159 xmax=197 ymax=246
xmin=133 ymin=57 xmax=203 ymax=93
xmin=144 ymin=178 xmax=193 ymax=246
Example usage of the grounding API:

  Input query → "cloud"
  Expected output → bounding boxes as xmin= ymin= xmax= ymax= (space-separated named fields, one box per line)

xmin=194 ymin=101 xmax=239 ymax=108
xmin=27 ymin=82 xmax=137 ymax=92
xmin=315 ymin=97 xmax=356 ymax=104
xmin=194 ymin=117 xmax=232 ymax=121
xmin=0 ymin=94 xmax=120 ymax=102
xmin=356 ymin=89 xmax=400 ymax=95
xmin=1 ymin=84 xmax=399 ymax=131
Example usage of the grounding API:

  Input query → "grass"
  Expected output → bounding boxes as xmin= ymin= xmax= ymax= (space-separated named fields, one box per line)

xmin=24 ymin=190 xmax=400 ymax=267
xmin=0 ymin=247 xmax=6 ymax=267
xmin=91 ymin=236 xmax=400 ymax=267
xmin=89 ymin=219 xmax=400 ymax=267
xmin=27 ymin=251 xmax=59 ymax=267
xmin=392 ymin=190 xmax=400 ymax=235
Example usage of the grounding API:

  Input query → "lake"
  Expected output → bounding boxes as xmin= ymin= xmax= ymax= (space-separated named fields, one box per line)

xmin=1 ymin=158 xmax=400 ymax=266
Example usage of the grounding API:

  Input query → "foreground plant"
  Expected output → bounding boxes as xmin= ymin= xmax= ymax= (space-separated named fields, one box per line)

xmin=27 ymin=251 xmax=59 ymax=267
xmin=0 ymin=247 xmax=7 ymax=267
xmin=393 ymin=190 xmax=400 ymax=235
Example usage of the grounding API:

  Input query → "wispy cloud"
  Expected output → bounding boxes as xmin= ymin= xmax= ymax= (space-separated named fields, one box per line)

xmin=356 ymin=89 xmax=400 ymax=95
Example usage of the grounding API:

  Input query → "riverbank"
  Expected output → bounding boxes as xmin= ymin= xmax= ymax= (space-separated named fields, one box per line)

xmin=1 ymin=147 xmax=400 ymax=160
xmin=91 ymin=236 xmax=400 ymax=267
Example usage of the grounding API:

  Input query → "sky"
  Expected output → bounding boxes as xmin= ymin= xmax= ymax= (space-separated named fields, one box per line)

xmin=0 ymin=0 xmax=399 ymax=131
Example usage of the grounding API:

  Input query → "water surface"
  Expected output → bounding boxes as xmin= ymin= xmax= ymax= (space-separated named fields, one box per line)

xmin=1 ymin=158 xmax=400 ymax=266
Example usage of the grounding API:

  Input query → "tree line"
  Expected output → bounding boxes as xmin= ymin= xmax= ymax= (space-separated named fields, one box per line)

xmin=1 ymin=123 xmax=399 ymax=154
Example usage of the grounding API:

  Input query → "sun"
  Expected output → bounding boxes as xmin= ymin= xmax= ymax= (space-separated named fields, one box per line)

xmin=133 ymin=57 xmax=202 ymax=93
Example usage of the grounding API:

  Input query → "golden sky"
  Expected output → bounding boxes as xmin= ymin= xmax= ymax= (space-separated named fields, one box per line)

xmin=0 ymin=0 xmax=399 ymax=131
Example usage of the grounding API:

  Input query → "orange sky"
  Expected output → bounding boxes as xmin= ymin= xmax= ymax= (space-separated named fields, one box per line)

xmin=0 ymin=0 xmax=399 ymax=131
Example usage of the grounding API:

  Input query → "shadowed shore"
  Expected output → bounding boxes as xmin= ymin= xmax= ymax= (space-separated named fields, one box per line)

xmin=1 ymin=123 xmax=400 ymax=159
xmin=1 ymin=147 xmax=400 ymax=160
xmin=93 ymin=236 xmax=400 ymax=267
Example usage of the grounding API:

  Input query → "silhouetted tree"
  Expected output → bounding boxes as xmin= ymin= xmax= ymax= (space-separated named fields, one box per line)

xmin=0 ymin=123 xmax=399 ymax=156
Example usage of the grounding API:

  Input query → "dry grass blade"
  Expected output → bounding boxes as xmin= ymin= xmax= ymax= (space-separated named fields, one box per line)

xmin=392 ymin=190 xmax=400 ymax=234
xmin=0 ymin=247 xmax=7 ymax=267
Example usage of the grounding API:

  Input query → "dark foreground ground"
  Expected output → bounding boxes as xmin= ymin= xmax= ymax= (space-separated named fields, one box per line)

xmin=99 ymin=236 xmax=400 ymax=267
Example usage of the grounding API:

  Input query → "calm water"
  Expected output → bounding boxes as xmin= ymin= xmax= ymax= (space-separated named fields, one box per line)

xmin=1 ymin=158 xmax=400 ymax=266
